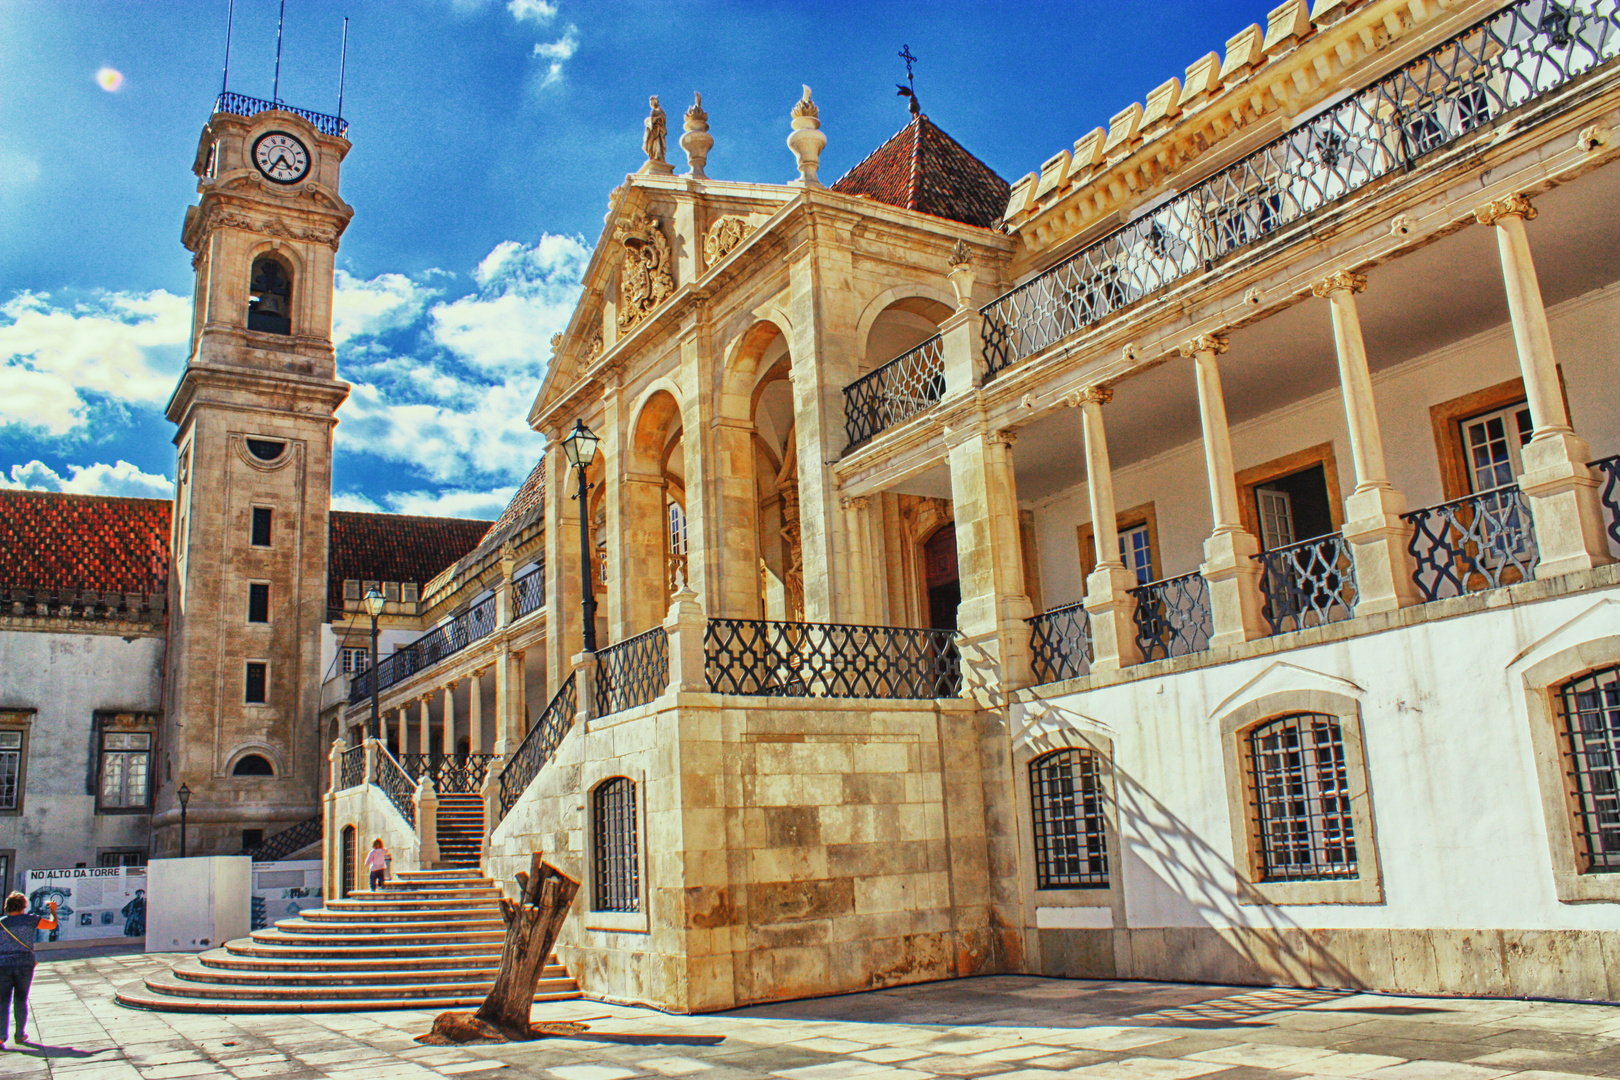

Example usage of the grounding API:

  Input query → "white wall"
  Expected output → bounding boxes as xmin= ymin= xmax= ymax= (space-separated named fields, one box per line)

xmin=0 ymin=628 xmax=164 ymax=878
xmin=1031 ymin=282 xmax=1620 ymax=609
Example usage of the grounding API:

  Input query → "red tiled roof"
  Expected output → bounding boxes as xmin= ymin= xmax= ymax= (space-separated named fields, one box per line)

xmin=0 ymin=490 xmax=171 ymax=593
xmin=327 ymin=510 xmax=493 ymax=610
xmin=458 ymin=456 xmax=547 ymax=568
xmin=831 ymin=115 xmax=1010 ymax=230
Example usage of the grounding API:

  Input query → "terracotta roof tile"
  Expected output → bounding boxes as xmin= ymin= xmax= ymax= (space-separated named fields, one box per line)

xmin=327 ymin=510 xmax=493 ymax=610
xmin=0 ymin=490 xmax=171 ymax=593
xmin=831 ymin=115 xmax=1010 ymax=230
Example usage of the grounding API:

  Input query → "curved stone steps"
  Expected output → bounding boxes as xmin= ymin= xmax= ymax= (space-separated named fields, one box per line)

xmin=115 ymin=987 xmax=582 ymax=1014
xmin=139 ymin=967 xmax=579 ymax=999
xmin=187 ymin=948 xmax=567 ymax=978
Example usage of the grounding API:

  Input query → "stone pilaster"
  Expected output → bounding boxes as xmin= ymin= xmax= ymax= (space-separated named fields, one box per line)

xmin=1183 ymin=334 xmax=1267 ymax=647
xmin=662 ymin=586 xmax=707 ymax=694
xmin=468 ymin=670 xmax=483 ymax=755
xmin=940 ymin=306 xmax=985 ymax=397
xmin=1076 ymin=388 xmax=1142 ymax=671
xmin=711 ymin=417 xmax=762 ymax=618
xmin=1476 ymin=194 xmax=1613 ymax=577
xmin=1313 ymin=270 xmax=1419 ymax=614
xmin=416 ymin=775 xmax=440 ymax=868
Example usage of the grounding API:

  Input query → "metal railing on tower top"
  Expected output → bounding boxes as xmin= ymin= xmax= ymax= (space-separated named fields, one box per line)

xmin=213 ymin=91 xmax=349 ymax=138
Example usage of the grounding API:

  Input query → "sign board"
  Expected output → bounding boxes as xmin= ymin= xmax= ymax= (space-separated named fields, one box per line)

xmin=251 ymin=860 xmax=323 ymax=931
xmin=23 ymin=866 xmax=147 ymax=947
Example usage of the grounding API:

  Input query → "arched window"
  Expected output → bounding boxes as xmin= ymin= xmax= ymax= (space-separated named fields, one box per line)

xmin=592 ymin=777 xmax=639 ymax=912
xmin=1557 ymin=665 xmax=1620 ymax=873
xmin=248 ymin=256 xmax=293 ymax=335
xmin=1029 ymin=748 xmax=1108 ymax=889
xmin=666 ymin=499 xmax=688 ymax=596
xmin=1248 ymin=713 xmax=1357 ymax=880
xmin=232 ymin=754 xmax=275 ymax=776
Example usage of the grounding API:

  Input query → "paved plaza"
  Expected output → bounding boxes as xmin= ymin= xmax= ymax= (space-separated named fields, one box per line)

xmin=5 ymin=955 xmax=1620 ymax=1080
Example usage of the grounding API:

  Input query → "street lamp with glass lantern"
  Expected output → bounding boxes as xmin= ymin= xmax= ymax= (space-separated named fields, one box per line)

xmin=562 ymin=420 xmax=601 ymax=652
xmin=177 ymin=782 xmax=192 ymax=858
xmin=362 ymin=587 xmax=387 ymax=741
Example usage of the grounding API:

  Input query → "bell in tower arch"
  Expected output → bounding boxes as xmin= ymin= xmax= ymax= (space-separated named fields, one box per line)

xmin=248 ymin=255 xmax=293 ymax=335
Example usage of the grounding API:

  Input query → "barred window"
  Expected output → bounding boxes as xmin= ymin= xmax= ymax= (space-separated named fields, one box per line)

xmin=1249 ymin=713 xmax=1357 ymax=880
xmin=1029 ymin=749 xmax=1109 ymax=889
xmin=0 ymin=731 xmax=21 ymax=810
xmin=592 ymin=777 xmax=639 ymax=912
xmin=1558 ymin=666 xmax=1620 ymax=873
xmin=341 ymin=647 xmax=371 ymax=674
xmin=98 ymin=850 xmax=148 ymax=868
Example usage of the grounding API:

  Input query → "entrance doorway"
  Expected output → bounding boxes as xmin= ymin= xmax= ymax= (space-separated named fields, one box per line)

xmin=923 ymin=525 xmax=960 ymax=631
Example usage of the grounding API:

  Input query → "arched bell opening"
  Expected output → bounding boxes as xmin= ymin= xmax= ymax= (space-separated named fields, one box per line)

xmin=247 ymin=254 xmax=294 ymax=335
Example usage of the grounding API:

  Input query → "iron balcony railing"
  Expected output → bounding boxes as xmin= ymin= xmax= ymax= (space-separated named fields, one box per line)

xmin=594 ymin=627 xmax=670 ymax=717
xmin=337 ymin=744 xmax=366 ymax=791
xmin=498 ymin=672 xmax=577 ymax=819
xmin=844 ymin=334 xmax=947 ymax=449
xmin=1028 ymin=602 xmax=1094 ymax=684
xmin=398 ymin=753 xmax=499 ymax=795
xmin=979 ymin=0 xmax=1620 ymax=378
xmin=240 ymin=815 xmax=322 ymax=862
xmin=213 ymin=91 xmax=349 ymax=138
xmin=1257 ymin=532 xmax=1359 ymax=635
xmin=513 ymin=565 xmax=546 ymax=620
xmin=705 ymin=617 xmax=962 ymax=699
xmin=1131 ymin=571 xmax=1213 ymax=662
xmin=1591 ymin=453 xmax=1620 ymax=550
xmin=1405 ymin=484 xmax=1540 ymax=601
xmin=348 ymin=595 xmax=498 ymax=705
xmin=373 ymin=745 xmax=418 ymax=827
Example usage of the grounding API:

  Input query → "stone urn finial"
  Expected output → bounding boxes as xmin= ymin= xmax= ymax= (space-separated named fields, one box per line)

xmin=681 ymin=92 xmax=713 ymax=179
xmin=787 ymin=85 xmax=826 ymax=187
xmin=946 ymin=240 xmax=975 ymax=310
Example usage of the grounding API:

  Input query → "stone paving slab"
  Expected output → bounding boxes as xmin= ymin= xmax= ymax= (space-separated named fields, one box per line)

xmin=2 ymin=954 xmax=1618 ymax=1080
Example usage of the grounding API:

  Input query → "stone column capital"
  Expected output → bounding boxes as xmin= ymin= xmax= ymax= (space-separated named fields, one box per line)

xmin=1311 ymin=269 xmax=1368 ymax=298
xmin=839 ymin=494 xmax=871 ymax=513
xmin=1178 ymin=333 xmax=1229 ymax=358
xmin=1475 ymin=193 xmax=1537 ymax=227
xmin=1065 ymin=385 xmax=1113 ymax=408
xmin=992 ymin=427 xmax=1018 ymax=448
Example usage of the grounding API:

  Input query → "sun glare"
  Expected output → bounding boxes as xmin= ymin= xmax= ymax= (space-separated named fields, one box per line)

xmin=96 ymin=67 xmax=125 ymax=92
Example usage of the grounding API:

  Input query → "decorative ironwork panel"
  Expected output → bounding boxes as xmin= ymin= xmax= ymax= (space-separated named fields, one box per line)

xmin=980 ymin=0 xmax=1620 ymax=378
xmin=498 ymin=673 xmax=577 ymax=819
xmin=373 ymin=747 xmax=417 ymax=827
xmin=1592 ymin=454 xmax=1620 ymax=551
xmin=348 ymin=595 xmax=499 ymax=705
xmin=337 ymin=744 xmax=366 ymax=791
xmin=592 ymin=777 xmax=640 ymax=912
xmin=240 ymin=815 xmax=321 ymax=861
xmin=1257 ymin=533 xmax=1359 ymax=635
xmin=1028 ymin=602 xmax=1094 ymax=684
xmin=594 ymin=627 xmax=670 ymax=717
xmin=705 ymin=618 xmax=961 ymax=699
xmin=1249 ymin=713 xmax=1358 ymax=881
xmin=213 ymin=91 xmax=350 ymax=137
xmin=399 ymin=753 xmax=498 ymax=795
xmin=1404 ymin=485 xmax=1538 ymax=601
xmin=1558 ymin=663 xmax=1620 ymax=872
xmin=513 ymin=566 xmax=546 ymax=620
xmin=1131 ymin=571 xmax=1213 ymax=662
xmin=844 ymin=334 xmax=947 ymax=448
xmin=1029 ymin=749 xmax=1109 ymax=889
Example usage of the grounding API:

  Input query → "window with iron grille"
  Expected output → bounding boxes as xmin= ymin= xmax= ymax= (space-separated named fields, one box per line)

xmin=98 ymin=850 xmax=148 ymax=868
xmin=1249 ymin=714 xmax=1358 ymax=880
xmin=99 ymin=731 xmax=152 ymax=811
xmin=1558 ymin=666 xmax=1620 ymax=873
xmin=341 ymin=647 xmax=371 ymax=674
xmin=0 ymin=731 xmax=22 ymax=811
xmin=1029 ymin=749 xmax=1109 ymax=889
xmin=592 ymin=777 xmax=640 ymax=912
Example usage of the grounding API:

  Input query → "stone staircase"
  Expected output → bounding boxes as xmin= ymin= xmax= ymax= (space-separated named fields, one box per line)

xmin=117 ymin=868 xmax=580 ymax=1013
xmin=436 ymin=793 xmax=484 ymax=869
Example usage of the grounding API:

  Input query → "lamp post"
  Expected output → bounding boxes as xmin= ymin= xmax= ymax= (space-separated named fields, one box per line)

xmin=562 ymin=419 xmax=601 ymax=652
xmin=362 ymin=587 xmax=387 ymax=741
xmin=177 ymin=782 xmax=192 ymax=858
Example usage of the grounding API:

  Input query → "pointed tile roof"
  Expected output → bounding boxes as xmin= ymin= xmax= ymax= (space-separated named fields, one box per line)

xmin=831 ymin=114 xmax=1010 ymax=230
xmin=0 ymin=490 xmax=171 ymax=593
xmin=327 ymin=510 xmax=494 ymax=610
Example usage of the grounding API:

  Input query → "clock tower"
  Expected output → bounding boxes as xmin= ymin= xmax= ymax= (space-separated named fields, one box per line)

xmin=159 ymin=99 xmax=353 ymax=856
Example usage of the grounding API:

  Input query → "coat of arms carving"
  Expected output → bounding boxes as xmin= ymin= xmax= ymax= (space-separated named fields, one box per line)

xmin=614 ymin=212 xmax=675 ymax=331
xmin=703 ymin=215 xmax=753 ymax=266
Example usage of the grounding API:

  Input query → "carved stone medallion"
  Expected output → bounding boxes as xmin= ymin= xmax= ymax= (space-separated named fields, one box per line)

xmin=703 ymin=215 xmax=753 ymax=266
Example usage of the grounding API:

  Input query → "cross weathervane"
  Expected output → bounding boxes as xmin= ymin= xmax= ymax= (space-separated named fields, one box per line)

xmin=897 ymin=44 xmax=920 ymax=115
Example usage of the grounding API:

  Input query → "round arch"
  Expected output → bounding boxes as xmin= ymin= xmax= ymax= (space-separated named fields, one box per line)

xmin=719 ymin=318 xmax=791 ymax=422
xmin=854 ymin=285 xmax=957 ymax=351
xmin=225 ymin=745 xmax=283 ymax=777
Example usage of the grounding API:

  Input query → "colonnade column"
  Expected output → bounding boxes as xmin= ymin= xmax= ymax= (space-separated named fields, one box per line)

xmin=392 ymin=708 xmax=404 ymax=755
xmin=441 ymin=683 xmax=455 ymax=758
xmin=1183 ymin=334 xmax=1267 ymax=647
xmin=1476 ymin=194 xmax=1613 ymax=576
xmin=1313 ymin=270 xmax=1419 ymax=613
xmin=417 ymin=694 xmax=431 ymax=757
xmin=946 ymin=422 xmax=1035 ymax=698
xmin=839 ymin=495 xmax=879 ymax=626
xmin=468 ymin=669 xmax=484 ymax=756
xmin=1077 ymin=388 xmax=1143 ymax=671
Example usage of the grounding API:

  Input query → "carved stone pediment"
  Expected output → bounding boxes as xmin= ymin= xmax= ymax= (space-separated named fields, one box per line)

xmin=703 ymin=215 xmax=754 ymax=266
xmin=613 ymin=211 xmax=675 ymax=332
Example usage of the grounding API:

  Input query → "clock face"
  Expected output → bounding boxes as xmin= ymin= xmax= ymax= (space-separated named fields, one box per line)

xmin=251 ymin=131 xmax=310 ymax=184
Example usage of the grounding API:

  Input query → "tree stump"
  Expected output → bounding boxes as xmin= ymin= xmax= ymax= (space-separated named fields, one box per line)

xmin=476 ymin=852 xmax=580 ymax=1038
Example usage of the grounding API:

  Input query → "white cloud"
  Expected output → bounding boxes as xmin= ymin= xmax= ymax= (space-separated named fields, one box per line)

xmin=332 ymin=485 xmax=513 ymax=520
xmin=0 ymin=289 xmax=190 ymax=435
xmin=533 ymin=24 xmax=579 ymax=85
xmin=332 ymin=269 xmax=438 ymax=346
xmin=3 ymin=459 xmax=174 ymax=499
xmin=508 ymin=0 xmax=557 ymax=22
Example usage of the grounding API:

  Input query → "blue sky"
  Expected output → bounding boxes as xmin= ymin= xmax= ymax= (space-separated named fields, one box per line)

xmin=0 ymin=0 xmax=1262 ymax=519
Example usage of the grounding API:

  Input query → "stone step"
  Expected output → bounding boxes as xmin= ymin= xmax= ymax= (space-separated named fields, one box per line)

xmin=299 ymin=907 xmax=496 ymax=925
xmin=323 ymin=896 xmax=499 ymax=912
xmin=348 ymin=887 xmax=499 ymax=901
xmin=225 ymin=937 xmax=504 ymax=960
xmin=268 ymin=916 xmax=503 ymax=936
xmin=250 ymin=926 xmax=505 ymax=949
xmin=194 ymin=948 xmax=533 ymax=973
xmin=161 ymin=963 xmax=578 ymax=996
xmin=115 ymin=985 xmax=581 ymax=1014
